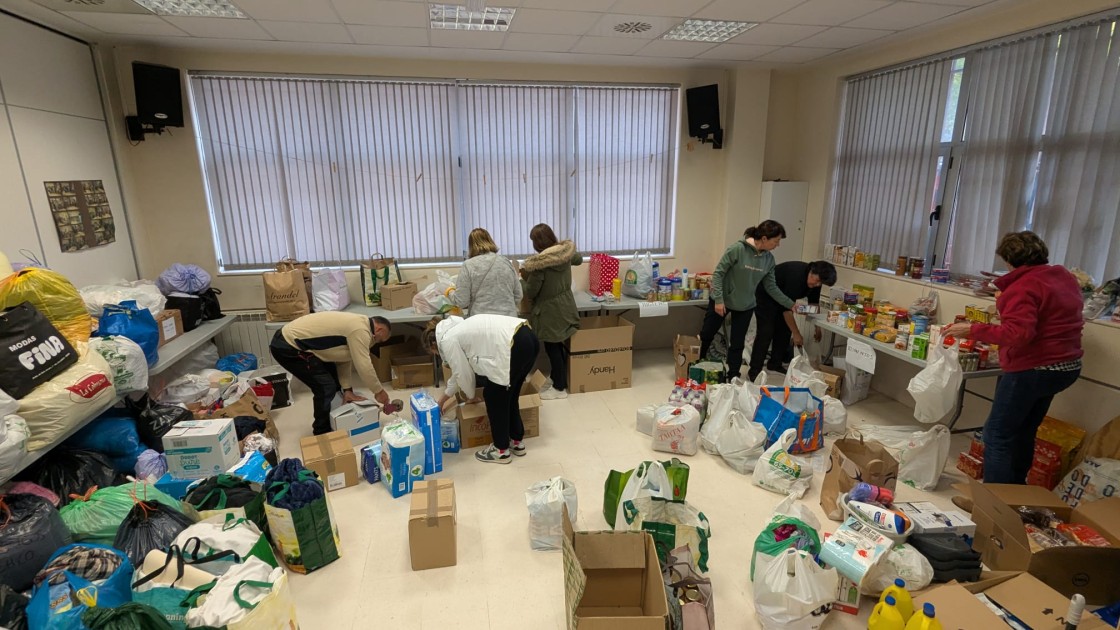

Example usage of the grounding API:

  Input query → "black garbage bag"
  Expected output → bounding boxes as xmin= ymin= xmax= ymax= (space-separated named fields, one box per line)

xmin=111 ymin=500 xmax=194 ymax=568
xmin=15 ymin=448 xmax=116 ymax=507
xmin=0 ymin=494 xmax=73 ymax=592
xmin=0 ymin=584 xmax=29 ymax=630
xmin=126 ymin=395 xmax=191 ymax=452
xmin=82 ymin=602 xmax=173 ymax=630
xmin=184 ymin=474 xmax=266 ymax=532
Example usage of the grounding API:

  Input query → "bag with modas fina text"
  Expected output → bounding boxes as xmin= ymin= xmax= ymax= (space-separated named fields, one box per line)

xmin=263 ymin=270 xmax=310 ymax=323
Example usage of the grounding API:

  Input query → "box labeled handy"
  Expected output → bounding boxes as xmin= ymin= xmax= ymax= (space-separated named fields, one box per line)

xmin=380 ymin=282 xmax=418 ymax=311
xmin=392 ymin=356 xmax=435 ymax=389
xmin=894 ymin=501 xmax=976 ymax=537
xmin=380 ymin=420 xmax=426 ymax=498
xmin=155 ymin=308 xmax=185 ymax=347
xmin=408 ymin=479 xmax=457 ymax=570
xmin=673 ymin=334 xmax=701 ymax=380
xmin=456 ymin=371 xmax=545 ymax=448
xmin=568 ymin=315 xmax=635 ymax=394
xmin=329 ymin=400 xmax=381 ymax=447
xmin=915 ymin=572 xmax=1112 ymax=630
xmin=409 ymin=392 xmax=443 ymax=475
xmin=299 ymin=431 xmax=360 ymax=492
xmin=162 ymin=417 xmax=240 ymax=479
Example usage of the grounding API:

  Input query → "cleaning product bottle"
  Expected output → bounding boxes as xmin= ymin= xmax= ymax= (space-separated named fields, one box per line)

xmin=851 ymin=482 xmax=894 ymax=505
xmin=880 ymin=579 xmax=914 ymax=622
xmin=868 ymin=595 xmax=907 ymax=630
xmin=849 ymin=500 xmax=912 ymax=535
xmin=904 ymin=603 xmax=943 ymax=630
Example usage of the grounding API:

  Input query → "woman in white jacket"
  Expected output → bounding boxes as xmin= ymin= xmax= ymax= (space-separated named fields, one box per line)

xmin=424 ymin=314 xmax=540 ymax=464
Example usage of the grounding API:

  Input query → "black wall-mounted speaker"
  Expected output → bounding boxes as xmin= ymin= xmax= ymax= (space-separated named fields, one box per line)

xmin=685 ymin=84 xmax=723 ymax=148
xmin=132 ymin=61 xmax=184 ymax=128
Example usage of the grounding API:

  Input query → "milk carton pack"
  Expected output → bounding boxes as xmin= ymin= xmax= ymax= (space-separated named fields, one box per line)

xmin=380 ymin=420 xmax=426 ymax=498
xmin=410 ymin=391 xmax=443 ymax=475
xmin=162 ymin=417 xmax=239 ymax=479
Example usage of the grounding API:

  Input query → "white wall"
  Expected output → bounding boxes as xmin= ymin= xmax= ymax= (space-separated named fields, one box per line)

xmin=0 ymin=13 xmax=136 ymax=286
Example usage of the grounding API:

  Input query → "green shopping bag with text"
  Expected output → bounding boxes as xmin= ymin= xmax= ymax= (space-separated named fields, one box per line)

xmin=620 ymin=496 xmax=712 ymax=572
xmin=602 ymin=458 xmax=690 ymax=528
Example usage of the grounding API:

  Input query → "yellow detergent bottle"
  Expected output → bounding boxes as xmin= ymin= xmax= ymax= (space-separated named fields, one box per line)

xmin=904 ymin=603 xmax=944 ymax=630
xmin=881 ymin=578 xmax=914 ymax=622
xmin=868 ymin=595 xmax=906 ymax=630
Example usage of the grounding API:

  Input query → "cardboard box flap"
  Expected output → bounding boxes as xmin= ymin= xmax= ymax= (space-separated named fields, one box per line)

xmin=986 ymin=573 xmax=1113 ymax=630
xmin=916 ymin=573 xmax=1112 ymax=630
xmin=1071 ymin=497 xmax=1120 ymax=545
xmin=970 ymin=480 xmax=1035 ymax=569
xmin=563 ymin=508 xmax=587 ymax=630
xmin=970 ymin=479 xmax=1071 ymax=514
xmin=299 ymin=432 xmax=351 ymax=462
xmin=569 ymin=316 xmax=635 ymax=354
xmin=574 ymin=532 xmax=647 ymax=571
xmin=526 ymin=370 xmax=547 ymax=391
xmin=409 ymin=479 xmax=455 ymax=522
xmin=1029 ymin=546 xmax=1120 ymax=605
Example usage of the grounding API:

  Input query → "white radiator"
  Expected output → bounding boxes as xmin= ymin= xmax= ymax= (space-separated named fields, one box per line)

xmin=215 ymin=311 xmax=277 ymax=367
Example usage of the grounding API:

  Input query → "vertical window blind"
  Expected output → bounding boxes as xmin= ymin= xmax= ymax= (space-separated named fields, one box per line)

xmin=189 ymin=74 xmax=679 ymax=270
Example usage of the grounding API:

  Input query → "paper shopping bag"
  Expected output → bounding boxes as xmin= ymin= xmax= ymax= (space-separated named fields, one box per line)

xmin=360 ymin=253 xmax=402 ymax=307
xmin=819 ymin=434 xmax=899 ymax=521
xmin=275 ymin=258 xmax=313 ymax=313
xmin=263 ymin=270 xmax=310 ymax=323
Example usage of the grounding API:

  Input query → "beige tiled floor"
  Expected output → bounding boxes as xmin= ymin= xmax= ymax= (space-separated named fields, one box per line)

xmin=270 ymin=350 xmax=973 ymax=630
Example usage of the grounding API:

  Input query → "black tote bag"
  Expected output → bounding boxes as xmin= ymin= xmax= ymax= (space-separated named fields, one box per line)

xmin=0 ymin=302 xmax=78 ymax=398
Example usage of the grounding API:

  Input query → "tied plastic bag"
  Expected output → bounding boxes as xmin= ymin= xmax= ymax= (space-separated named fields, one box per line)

xmin=216 ymin=353 xmax=257 ymax=375
xmin=753 ymin=429 xmax=814 ymax=499
xmin=18 ymin=343 xmax=116 ymax=452
xmin=311 ymin=268 xmax=350 ymax=312
xmin=751 ymin=495 xmax=822 ymax=581
xmin=784 ymin=348 xmax=828 ymax=398
xmin=99 ymin=301 xmax=160 ymax=367
xmin=0 ymin=267 xmax=91 ymax=346
xmin=862 ymin=543 xmax=933 ymax=595
xmin=80 ymin=282 xmax=166 ymax=318
xmin=856 ymin=424 xmax=951 ymax=491
xmin=653 ymin=404 xmax=701 ymax=456
xmin=822 ymin=396 xmax=847 ymax=436
xmin=156 ymin=264 xmax=211 ymax=296
xmin=700 ymin=384 xmax=735 ymax=454
xmin=1 ymin=413 xmax=30 ymax=483
xmin=112 ymin=500 xmax=195 ymax=568
xmin=135 ymin=450 xmax=167 ymax=481
xmin=717 ymin=408 xmax=767 ymax=474
xmin=622 ymin=251 xmax=655 ymax=299
xmin=525 ymin=477 xmax=577 ymax=551
xmin=88 ymin=335 xmax=148 ymax=393
xmin=157 ymin=374 xmax=215 ymax=408
xmin=907 ymin=343 xmax=962 ymax=423
xmin=0 ymin=494 xmax=73 ymax=592
xmin=17 ymin=448 xmax=116 ymax=507
xmin=754 ymin=548 xmax=838 ymax=630
xmin=1055 ymin=457 xmax=1120 ymax=508
xmin=412 ymin=271 xmax=461 ymax=315
xmin=65 ymin=413 xmax=147 ymax=473
xmin=60 ymin=482 xmax=182 ymax=544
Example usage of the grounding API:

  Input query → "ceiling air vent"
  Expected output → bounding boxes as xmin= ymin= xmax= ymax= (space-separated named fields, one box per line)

xmin=614 ymin=21 xmax=652 ymax=35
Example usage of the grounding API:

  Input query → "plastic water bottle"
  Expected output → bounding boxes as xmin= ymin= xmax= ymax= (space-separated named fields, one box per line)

xmin=851 ymin=482 xmax=894 ymax=505
xmin=904 ymin=603 xmax=943 ymax=630
xmin=880 ymin=578 xmax=914 ymax=622
xmin=681 ymin=267 xmax=689 ymax=288
xmin=868 ymin=595 xmax=907 ymax=630
xmin=652 ymin=260 xmax=660 ymax=279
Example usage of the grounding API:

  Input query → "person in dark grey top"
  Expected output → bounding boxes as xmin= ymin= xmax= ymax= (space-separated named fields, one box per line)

xmin=748 ymin=260 xmax=837 ymax=381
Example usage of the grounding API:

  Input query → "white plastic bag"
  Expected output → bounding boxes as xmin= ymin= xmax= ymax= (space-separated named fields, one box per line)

xmin=857 ymin=424 xmax=950 ymax=490
xmin=525 ymin=477 xmax=578 ymax=551
xmin=752 ymin=495 xmax=823 ymax=582
xmin=1056 ymin=457 xmax=1120 ymax=508
xmin=148 ymin=342 xmax=219 ymax=397
xmin=413 ymin=271 xmax=458 ymax=315
xmin=622 ymin=251 xmax=654 ymax=299
xmin=752 ymin=429 xmax=814 ymax=499
xmin=80 ymin=281 xmax=166 ymax=317
xmin=907 ymin=343 xmax=962 ymax=423
xmin=834 ymin=357 xmax=872 ymax=406
xmin=18 ymin=344 xmax=116 ymax=451
xmin=822 ymin=396 xmax=847 ymax=436
xmin=653 ymin=404 xmax=701 ymax=456
xmin=862 ymin=543 xmax=934 ymax=595
xmin=88 ymin=335 xmax=149 ymax=393
xmin=636 ymin=404 xmax=658 ymax=436
xmin=184 ymin=557 xmax=282 ymax=627
xmin=0 ymin=388 xmax=16 ymax=417
xmin=700 ymin=384 xmax=735 ymax=454
xmin=1 ymin=413 xmax=30 ymax=483
xmin=737 ymin=376 xmax=764 ymax=418
xmin=785 ymin=348 xmax=828 ymax=398
xmin=311 ymin=268 xmax=350 ymax=312
xmin=717 ymin=408 xmax=767 ymax=474
xmin=754 ymin=548 xmax=838 ymax=630
xmin=173 ymin=515 xmax=268 ymax=575
xmin=613 ymin=461 xmax=675 ymax=530
xmin=157 ymin=374 xmax=215 ymax=407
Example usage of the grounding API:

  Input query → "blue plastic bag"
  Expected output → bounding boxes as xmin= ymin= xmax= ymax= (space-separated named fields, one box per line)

xmin=753 ymin=387 xmax=825 ymax=455
xmin=230 ymin=450 xmax=271 ymax=483
xmin=27 ymin=543 xmax=133 ymax=630
xmin=215 ymin=352 xmax=257 ymax=375
xmin=65 ymin=413 xmax=147 ymax=473
xmin=98 ymin=301 xmax=159 ymax=367
xmin=155 ymin=263 xmax=211 ymax=295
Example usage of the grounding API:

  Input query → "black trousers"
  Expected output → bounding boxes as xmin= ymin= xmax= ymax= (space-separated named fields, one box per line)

xmin=543 ymin=341 xmax=569 ymax=392
xmin=748 ymin=302 xmax=792 ymax=381
xmin=698 ymin=299 xmax=754 ymax=380
xmin=484 ymin=326 xmax=540 ymax=450
xmin=269 ymin=331 xmax=339 ymax=435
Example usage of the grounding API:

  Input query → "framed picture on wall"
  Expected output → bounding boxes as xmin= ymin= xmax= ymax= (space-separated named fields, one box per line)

xmin=43 ymin=179 xmax=116 ymax=252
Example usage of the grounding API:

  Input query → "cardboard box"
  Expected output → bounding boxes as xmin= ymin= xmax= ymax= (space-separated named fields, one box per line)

xmin=391 ymin=355 xmax=435 ymax=389
xmin=155 ymin=309 xmax=184 ymax=347
xmin=969 ymin=481 xmax=1120 ymax=604
xmin=373 ymin=336 xmax=419 ymax=383
xmin=457 ymin=371 xmax=545 ymax=448
xmin=330 ymin=400 xmax=381 ymax=447
xmin=299 ymin=431 xmax=360 ymax=492
xmin=380 ymin=282 xmax=418 ymax=311
xmin=672 ymin=334 xmax=701 ymax=380
xmin=162 ymin=418 xmax=240 ymax=479
xmin=815 ymin=364 xmax=846 ymax=399
xmin=568 ymin=316 xmax=635 ymax=394
xmin=562 ymin=509 xmax=669 ymax=629
xmin=914 ymin=572 xmax=1112 ymax=630
xmin=408 ymin=479 xmax=457 ymax=570
xmin=895 ymin=501 xmax=976 ymax=537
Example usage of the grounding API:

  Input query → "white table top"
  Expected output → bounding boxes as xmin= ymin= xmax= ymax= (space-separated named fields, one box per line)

xmin=576 ymin=291 xmax=708 ymax=313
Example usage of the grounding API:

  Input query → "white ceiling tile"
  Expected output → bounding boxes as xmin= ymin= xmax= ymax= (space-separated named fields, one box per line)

xmin=347 ymin=25 xmax=429 ymax=46
xmin=729 ymin=23 xmax=825 ymax=45
xmin=502 ymin=32 xmax=578 ymax=51
xmin=795 ymin=26 xmax=893 ymax=47
xmin=231 ymin=0 xmax=341 ymax=23
xmin=756 ymin=46 xmax=839 ymax=63
xmin=697 ymin=43 xmax=779 ymax=60
xmin=59 ymin=12 xmax=188 ymax=36
xmin=906 ymin=0 xmax=993 ymax=5
xmin=258 ymin=20 xmax=353 ymax=43
xmin=429 ymin=29 xmax=507 ymax=49
xmin=846 ymin=2 xmax=965 ymax=29
xmin=608 ymin=0 xmax=712 ymax=18
xmin=588 ymin=13 xmax=678 ymax=39
xmin=30 ymin=0 xmax=151 ymax=14
xmin=330 ymin=0 xmax=429 ymax=27
xmin=162 ymin=16 xmax=274 ymax=39
xmin=510 ymin=8 xmax=601 ymax=35
xmin=635 ymin=39 xmax=715 ymax=58
xmin=569 ymin=35 xmax=649 ymax=55
xmin=520 ymin=0 xmax=605 ymax=10
xmin=771 ymin=0 xmax=891 ymax=26
xmin=694 ymin=0 xmax=807 ymax=22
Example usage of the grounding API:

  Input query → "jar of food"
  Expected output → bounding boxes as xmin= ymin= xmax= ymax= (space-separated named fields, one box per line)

xmin=854 ymin=251 xmax=866 ymax=268
xmin=670 ymin=277 xmax=684 ymax=301
xmin=909 ymin=257 xmax=925 ymax=279
xmin=657 ymin=277 xmax=672 ymax=302
xmin=896 ymin=256 xmax=908 ymax=276
xmin=870 ymin=254 xmax=881 ymax=270
xmin=864 ymin=307 xmax=877 ymax=327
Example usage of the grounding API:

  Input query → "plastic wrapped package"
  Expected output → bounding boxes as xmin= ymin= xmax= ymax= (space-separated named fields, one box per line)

xmin=79 ymin=282 xmax=165 ymax=318
xmin=88 ymin=335 xmax=149 ymax=393
xmin=1056 ymin=457 xmax=1120 ymax=508
xmin=16 ymin=448 xmax=116 ymax=506
xmin=147 ymin=342 xmax=219 ymax=397
xmin=112 ymin=500 xmax=195 ymax=567
xmin=0 ymin=493 xmax=73 ymax=591
xmin=155 ymin=263 xmax=211 ymax=296
xmin=0 ymin=267 xmax=91 ymax=345
xmin=59 ymin=482 xmax=182 ymax=544
xmin=17 ymin=343 xmax=116 ymax=451
xmin=135 ymin=450 xmax=168 ymax=480
xmin=0 ymin=413 xmax=30 ymax=483
xmin=862 ymin=543 xmax=934 ymax=595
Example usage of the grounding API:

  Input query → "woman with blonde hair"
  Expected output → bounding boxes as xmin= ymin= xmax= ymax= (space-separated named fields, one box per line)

xmin=449 ymin=228 xmax=522 ymax=317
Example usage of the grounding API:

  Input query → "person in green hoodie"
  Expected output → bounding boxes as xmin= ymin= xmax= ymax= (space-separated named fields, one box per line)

xmin=699 ymin=220 xmax=795 ymax=381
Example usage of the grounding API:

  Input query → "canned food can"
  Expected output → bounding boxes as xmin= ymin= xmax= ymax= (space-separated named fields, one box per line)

xmin=896 ymin=256 xmax=908 ymax=276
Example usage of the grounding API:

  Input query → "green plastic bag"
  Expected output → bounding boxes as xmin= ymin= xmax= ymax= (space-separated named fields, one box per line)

xmin=620 ymin=496 xmax=712 ymax=572
xmin=60 ymin=482 xmax=183 ymax=544
xmin=82 ymin=602 xmax=174 ymax=630
xmin=602 ymin=458 xmax=690 ymax=528
xmin=750 ymin=515 xmax=821 ymax=581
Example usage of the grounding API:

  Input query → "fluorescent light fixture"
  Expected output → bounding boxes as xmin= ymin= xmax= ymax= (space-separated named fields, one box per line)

xmin=430 ymin=3 xmax=515 ymax=31
xmin=662 ymin=19 xmax=756 ymax=43
xmin=131 ymin=0 xmax=246 ymax=18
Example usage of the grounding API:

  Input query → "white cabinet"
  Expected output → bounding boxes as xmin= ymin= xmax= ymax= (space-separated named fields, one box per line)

xmin=760 ymin=181 xmax=808 ymax=264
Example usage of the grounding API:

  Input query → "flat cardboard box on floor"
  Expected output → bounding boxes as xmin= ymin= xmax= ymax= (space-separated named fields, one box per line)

xmin=672 ymin=334 xmax=701 ymax=380
xmin=562 ymin=508 xmax=669 ymax=629
xmin=915 ymin=571 xmax=1111 ymax=630
xmin=408 ymin=479 xmax=456 ymax=570
xmin=457 ymin=371 xmax=545 ymax=448
xmin=568 ymin=315 xmax=635 ymax=394
xmin=373 ymin=336 xmax=419 ymax=383
xmin=391 ymin=355 xmax=435 ymax=389
xmin=155 ymin=308 xmax=185 ymax=347
xmin=300 ymin=431 xmax=360 ymax=492
xmin=969 ymin=480 xmax=1120 ymax=604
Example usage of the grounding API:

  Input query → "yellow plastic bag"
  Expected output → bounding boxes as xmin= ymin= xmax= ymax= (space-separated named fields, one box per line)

xmin=0 ymin=268 xmax=91 ymax=344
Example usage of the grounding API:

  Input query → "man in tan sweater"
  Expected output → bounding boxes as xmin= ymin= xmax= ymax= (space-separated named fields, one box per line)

xmin=269 ymin=312 xmax=392 ymax=435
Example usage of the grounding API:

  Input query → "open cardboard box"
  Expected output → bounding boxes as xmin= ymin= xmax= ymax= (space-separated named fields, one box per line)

xmin=456 ymin=371 xmax=545 ymax=448
xmin=568 ymin=315 xmax=635 ymax=393
xmin=969 ymin=480 xmax=1120 ymax=604
xmin=562 ymin=508 xmax=669 ymax=629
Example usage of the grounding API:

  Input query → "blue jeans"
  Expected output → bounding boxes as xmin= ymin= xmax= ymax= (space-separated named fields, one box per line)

xmin=982 ymin=368 xmax=1080 ymax=484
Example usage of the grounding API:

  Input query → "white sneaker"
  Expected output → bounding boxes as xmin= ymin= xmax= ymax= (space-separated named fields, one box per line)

xmin=540 ymin=388 xmax=568 ymax=400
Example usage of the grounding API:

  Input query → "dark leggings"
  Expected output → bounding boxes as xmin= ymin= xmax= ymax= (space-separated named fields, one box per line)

xmin=484 ymin=326 xmax=541 ymax=450
xmin=269 ymin=331 xmax=339 ymax=435
xmin=698 ymin=299 xmax=755 ymax=380
xmin=543 ymin=341 xmax=569 ymax=391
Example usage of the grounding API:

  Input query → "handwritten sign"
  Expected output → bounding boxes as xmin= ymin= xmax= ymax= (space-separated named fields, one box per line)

xmin=639 ymin=302 xmax=669 ymax=318
xmin=846 ymin=338 xmax=877 ymax=374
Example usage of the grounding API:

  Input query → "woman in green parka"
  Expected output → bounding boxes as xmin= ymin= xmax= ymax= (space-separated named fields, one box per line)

xmin=521 ymin=223 xmax=582 ymax=400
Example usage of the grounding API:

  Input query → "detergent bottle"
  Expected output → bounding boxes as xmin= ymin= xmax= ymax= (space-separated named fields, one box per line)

xmin=904 ymin=603 xmax=944 ymax=630
xmin=880 ymin=578 xmax=914 ymax=622
xmin=867 ymin=595 xmax=906 ymax=630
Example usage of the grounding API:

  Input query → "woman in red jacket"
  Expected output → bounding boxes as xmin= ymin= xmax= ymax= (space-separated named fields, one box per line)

xmin=944 ymin=231 xmax=1084 ymax=484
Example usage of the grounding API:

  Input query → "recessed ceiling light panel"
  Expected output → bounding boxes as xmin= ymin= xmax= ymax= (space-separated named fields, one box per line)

xmin=430 ymin=4 xmax=515 ymax=31
xmin=131 ymin=0 xmax=246 ymax=18
xmin=662 ymin=19 xmax=756 ymax=43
